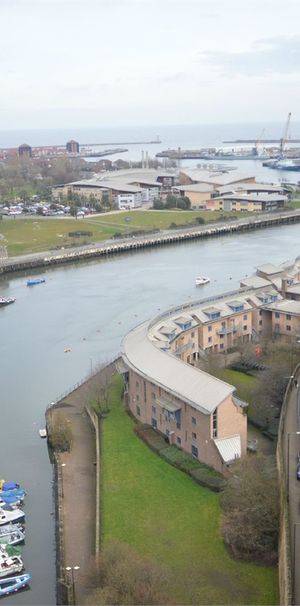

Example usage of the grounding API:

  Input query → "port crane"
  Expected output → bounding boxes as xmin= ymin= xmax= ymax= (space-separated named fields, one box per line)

xmin=254 ymin=128 xmax=266 ymax=154
xmin=279 ymin=112 xmax=291 ymax=155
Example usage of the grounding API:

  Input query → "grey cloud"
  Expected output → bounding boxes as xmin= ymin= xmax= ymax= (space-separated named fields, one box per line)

xmin=199 ymin=36 xmax=300 ymax=76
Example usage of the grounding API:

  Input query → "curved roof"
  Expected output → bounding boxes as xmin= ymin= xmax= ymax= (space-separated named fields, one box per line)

xmin=121 ymin=320 xmax=234 ymax=415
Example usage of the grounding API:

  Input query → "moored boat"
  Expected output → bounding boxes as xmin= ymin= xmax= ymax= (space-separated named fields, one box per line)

xmin=0 ymin=553 xmax=24 ymax=578
xmin=0 ymin=525 xmax=25 ymax=546
xmin=0 ymin=508 xmax=25 ymax=526
xmin=26 ymin=278 xmax=46 ymax=286
xmin=195 ymin=276 xmax=210 ymax=286
xmin=0 ymin=573 xmax=31 ymax=597
xmin=0 ymin=482 xmax=20 ymax=492
xmin=0 ymin=297 xmax=15 ymax=307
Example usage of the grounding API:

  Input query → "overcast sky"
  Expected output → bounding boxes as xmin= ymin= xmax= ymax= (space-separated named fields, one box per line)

xmin=1 ymin=0 xmax=300 ymax=129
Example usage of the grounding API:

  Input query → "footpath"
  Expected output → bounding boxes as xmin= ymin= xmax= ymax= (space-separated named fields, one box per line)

xmin=47 ymin=362 xmax=116 ymax=605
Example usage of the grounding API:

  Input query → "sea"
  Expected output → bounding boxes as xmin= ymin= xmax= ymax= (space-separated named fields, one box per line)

xmin=1 ymin=122 xmax=300 ymax=184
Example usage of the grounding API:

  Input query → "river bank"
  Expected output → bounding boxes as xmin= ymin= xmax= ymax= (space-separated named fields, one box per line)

xmin=1 ymin=210 xmax=300 ymax=276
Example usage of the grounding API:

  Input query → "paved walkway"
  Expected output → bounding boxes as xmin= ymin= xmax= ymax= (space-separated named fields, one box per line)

xmin=52 ymin=363 xmax=116 ymax=604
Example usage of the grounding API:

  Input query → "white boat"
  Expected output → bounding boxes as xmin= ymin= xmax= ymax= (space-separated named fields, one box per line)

xmin=39 ymin=428 xmax=47 ymax=438
xmin=0 ymin=554 xmax=24 ymax=578
xmin=0 ymin=508 xmax=25 ymax=526
xmin=0 ymin=524 xmax=25 ymax=545
xmin=195 ymin=276 xmax=210 ymax=286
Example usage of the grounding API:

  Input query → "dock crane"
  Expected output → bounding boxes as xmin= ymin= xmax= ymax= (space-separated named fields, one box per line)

xmin=279 ymin=112 xmax=291 ymax=155
xmin=254 ymin=128 xmax=266 ymax=155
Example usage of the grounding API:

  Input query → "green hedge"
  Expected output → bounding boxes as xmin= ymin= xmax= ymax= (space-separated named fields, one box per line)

xmin=134 ymin=425 xmax=226 ymax=492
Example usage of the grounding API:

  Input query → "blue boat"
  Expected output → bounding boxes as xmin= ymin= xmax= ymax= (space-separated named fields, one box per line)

xmin=0 ymin=573 xmax=31 ymax=597
xmin=0 ymin=483 xmax=20 ymax=492
xmin=26 ymin=278 xmax=46 ymax=286
xmin=0 ymin=489 xmax=25 ymax=500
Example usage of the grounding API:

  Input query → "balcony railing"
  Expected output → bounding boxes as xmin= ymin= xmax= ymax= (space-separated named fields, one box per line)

xmin=216 ymin=325 xmax=238 ymax=336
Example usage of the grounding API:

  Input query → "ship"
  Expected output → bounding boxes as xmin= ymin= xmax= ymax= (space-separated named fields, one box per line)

xmin=156 ymin=147 xmax=270 ymax=161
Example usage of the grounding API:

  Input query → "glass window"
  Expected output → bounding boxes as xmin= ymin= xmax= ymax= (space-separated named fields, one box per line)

xmin=287 ymin=325 xmax=291 ymax=331
xmin=176 ymin=436 xmax=181 ymax=445
xmin=286 ymin=314 xmax=292 ymax=321
xmin=243 ymin=314 xmax=247 ymax=320
xmin=213 ymin=409 xmax=218 ymax=438
xmin=192 ymin=432 xmax=197 ymax=440
xmin=275 ymin=312 xmax=280 ymax=319
xmin=208 ymin=325 xmax=212 ymax=332
xmin=243 ymin=325 xmax=247 ymax=331
xmin=191 ymin=445 xmax=198 ymax=458
xmin=192 ymin=416 xmax=196 ymax=425
xmin=208 ymin=336 xmax=212 ymax=343
xmin=152 ymin=406 xmax=156 ymax=414
xmin=136 ymin=405 xmax=141 ymax=416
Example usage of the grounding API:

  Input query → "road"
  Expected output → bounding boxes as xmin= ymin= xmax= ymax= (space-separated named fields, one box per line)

xmin=283 ymin=374 xmax=300 ymax=605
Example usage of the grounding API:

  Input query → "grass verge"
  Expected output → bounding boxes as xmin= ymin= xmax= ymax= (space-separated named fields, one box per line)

xmin=101 ymin=374 xmax=278 ymax=605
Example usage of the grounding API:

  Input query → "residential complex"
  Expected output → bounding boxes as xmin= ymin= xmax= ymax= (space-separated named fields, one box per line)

xmin=121 ymin=258 xmax=300 ymax=475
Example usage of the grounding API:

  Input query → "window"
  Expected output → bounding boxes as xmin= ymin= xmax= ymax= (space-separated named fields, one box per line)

xmin=220 ymin=334 xmax=224 ymax=339
xmin=274 ymin=323 xmax=280 ymax=332
xmin=220 ymin=343 xmax=224 ymax=349
xmin=208 ymin=325 xmax=212 ymax=332
xmin=243 ymin=314 xmax=247 ymax=320
xmin=259 ymin=310 xmax=262 ymax=316
xmin=152 ymin=405 xmax=156 ymax=414
xmin=221 ymin=321 xmax=226 ymax=328
xmin=287 ymin=325 xmax=291 ymax=331
xmin=136 ymin=405 xmax=141 ymax=416
xmin=136 ymin=381 xmax=139 ymax=387
xmin=176 ymin=436 xmax=181 ymax=445
xmin=143 ymin=381 xmax=146 ymax=400
xmin=192 ymin=432 xmax=197 ymax=440
xmin=208 ymin=336 xmax=212 ymax=343
xmin=243 ymin=325 xmax=247 ymax=331
xmin=191 ymin=445 xmax=198 ymax=458
xmin=152 ymin=418 xmax=157 ymax=429
xmin=286 ymin=314 xmax=292 ymax=321
xmin=136 ymin=394 xmax=140 ymax=401
xmin=192 ymin=416 xmax=196 ymax=425
xmin=191 ymin=331 xmax=195 ymax=338
xmin=151 ymin=392 xmax=156 ymax=400
xmin=259 ymin=320 xmax=262 ymax=326
xmin=213 ymin=409 xmax=218 ymax=438
xmin=275 ymin=312 xmax=280 ymax=319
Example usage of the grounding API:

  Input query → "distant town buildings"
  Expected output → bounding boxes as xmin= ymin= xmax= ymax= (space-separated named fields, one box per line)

xmin=66 ymin=140 xmax=80 ymax=154
xmin=18 ymin=143 xmax=32 ymax=158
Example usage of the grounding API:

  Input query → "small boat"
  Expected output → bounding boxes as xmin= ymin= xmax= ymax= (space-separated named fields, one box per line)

xmin=0 ymin=546 xmax=24 ymax=579
xmin=0 ymin=498 xmax=22 ymax=509
xmin=26 ymin=278 xmax=46 ymax=286
xmin=39 ymin=429 xmax=47 ymax=439
xmin=0 ymin=297 xmax=15 ymax=307
xmin=0 ymin=573 xmax=31 ymax=597
xmin=195 ymin=276 xmax=210 ymax=286
xmin=0 ymin=508 xmax=25 ymax=526
xmin=0 ymin=482 xmax=20 ymax=492
xmin=0 ymin=554 xmax=24 ymax=579
xmin=0 ymin=489 xmax=25 ymax=501
xmin=0 ymin=525 xmax=25 ymax=546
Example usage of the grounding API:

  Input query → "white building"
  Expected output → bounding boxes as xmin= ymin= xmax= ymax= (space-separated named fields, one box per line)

xmin=117 ymin=192 xmax=142 ymax=209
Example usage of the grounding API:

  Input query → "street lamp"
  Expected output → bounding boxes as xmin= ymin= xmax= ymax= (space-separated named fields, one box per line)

xmin=65 ymin=565 xmax=80 ymax=605
xmin=287 ymin=431 xmax=300 ymax=498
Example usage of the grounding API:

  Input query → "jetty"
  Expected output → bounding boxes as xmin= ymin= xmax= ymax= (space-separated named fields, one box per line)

xmin=1 ymin=211 xmax=300 ymax=276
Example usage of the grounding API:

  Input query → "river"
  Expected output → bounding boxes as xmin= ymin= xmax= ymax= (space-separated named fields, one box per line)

xmin=0 ymin=222 xmax=300 ymax=604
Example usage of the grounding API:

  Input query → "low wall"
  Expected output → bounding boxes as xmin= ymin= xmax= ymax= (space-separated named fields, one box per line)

xmin=276 ymin=365 xmax=300 ymax=605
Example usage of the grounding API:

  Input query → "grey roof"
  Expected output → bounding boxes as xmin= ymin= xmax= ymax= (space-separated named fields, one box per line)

xmin=121 ymin=321 xmax=234 ymax=415
xmin=256 ymin=263 xmax=284 ymax=275
xmin=240 ymin=276 xmax=271 ymax=288
xmin=179 ymin=168 xmax=255 ymax=186
xmin=174 ymin=183 xmax=214 ymax=193
xmin=214 ymin=435 xmax=241 ymax=463
xmin=263 ymin=299 xmax=300 ymax=314
xmin=219 ymin=193 xmax=287 ymax=203
xmin=217 ymin=182 xmax=284 ymax=195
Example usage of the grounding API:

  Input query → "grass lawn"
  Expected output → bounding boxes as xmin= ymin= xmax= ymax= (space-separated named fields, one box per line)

xmin=101 ymin=374 xmax=278 ymax=605
xmin=0 ymin=209 xmax=250 ymax=256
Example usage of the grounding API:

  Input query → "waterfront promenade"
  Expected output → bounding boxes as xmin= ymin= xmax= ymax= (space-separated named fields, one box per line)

xmin=48 ymin=362 xmax=116 ymax=605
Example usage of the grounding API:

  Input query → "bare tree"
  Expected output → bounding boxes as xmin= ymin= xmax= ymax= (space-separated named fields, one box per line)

xmin=221 ymin=454 xmax=279 ymax=565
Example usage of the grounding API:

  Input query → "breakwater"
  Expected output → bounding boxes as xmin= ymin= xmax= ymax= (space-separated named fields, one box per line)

xmin=1 ymin=211 xmax=300 ymax=275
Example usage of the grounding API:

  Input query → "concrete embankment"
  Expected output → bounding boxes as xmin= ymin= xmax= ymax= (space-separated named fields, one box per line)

xmin=1 ymin=211 xmax=300 ymax=275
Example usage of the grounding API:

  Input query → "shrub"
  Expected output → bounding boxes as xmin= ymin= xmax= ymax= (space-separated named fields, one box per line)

xmin=68 ymin=230 xmax=93 ymax=237
xmin=49 ymin=411 xmax=73 ymax=452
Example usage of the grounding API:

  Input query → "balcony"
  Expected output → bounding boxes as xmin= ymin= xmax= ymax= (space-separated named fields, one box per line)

xmin=217 ymin=325 xmax=238 ymax=336
xmin=174 ymin=340 xmax=194 ymax=355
